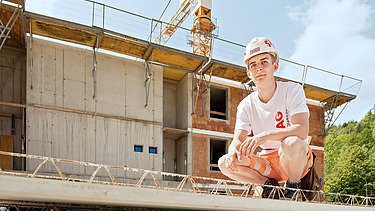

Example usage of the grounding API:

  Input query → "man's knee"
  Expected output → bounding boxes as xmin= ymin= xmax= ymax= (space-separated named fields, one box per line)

xmin=218 ymin=154 xmax=228 ymax=171
xmin=279 ymin=136 xmax=308 ymax=158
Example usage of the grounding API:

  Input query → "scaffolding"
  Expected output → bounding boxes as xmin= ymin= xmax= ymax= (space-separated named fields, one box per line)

xmin=0 ymin=150 xmax=374 ymax=209
xmin=0 ymin=0 xmax=22 ymax=50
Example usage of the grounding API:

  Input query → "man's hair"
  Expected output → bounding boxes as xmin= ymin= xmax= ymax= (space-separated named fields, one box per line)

xmin=269 ymin=53 xmax=277 ymax=63
xmin=246 ymin=53 xmax=278 ymax=69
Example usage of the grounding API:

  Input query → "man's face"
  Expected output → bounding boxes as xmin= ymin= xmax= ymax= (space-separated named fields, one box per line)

xmin=246 ymin=53 xmax=278 ymax=86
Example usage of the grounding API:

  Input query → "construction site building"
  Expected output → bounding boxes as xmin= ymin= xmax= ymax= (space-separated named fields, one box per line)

xmin=0 ymin=0 xmax=370 ymax=210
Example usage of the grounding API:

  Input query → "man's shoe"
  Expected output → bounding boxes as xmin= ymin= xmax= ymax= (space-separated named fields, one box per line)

xmin=262 ymin=178 xmax=280 ymax=199
xmin=301 ymin=152 xmax=321 ymax=200
xmin=284 ymin=180 xmax=301 ymax=200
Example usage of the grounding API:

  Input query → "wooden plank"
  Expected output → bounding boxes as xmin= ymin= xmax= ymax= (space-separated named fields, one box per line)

xmin=152 ymin=48 xmax=203 ymax=71
xmin=31 ymin=19 xmax=97 ymax=47
xmin=0 ymin=135 xmax=13 ymax=170
xmin=100 ymin=35 xmax=148 ymax=59
xmin=304 ymin=87 xmax=334 ymax=102
xmin=211 ymin=63 xmax=247 ymax=82
xmin=163 ymin=67 xmax=187 ymax=81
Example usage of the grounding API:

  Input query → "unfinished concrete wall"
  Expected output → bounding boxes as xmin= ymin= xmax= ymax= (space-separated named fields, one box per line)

xmin=163 ymin=137 xmax=175 ymax=174
xmin=0 ymin=45 xmax=26 ymax=170
xmin=176 ymin=74 xmax=192 ymax=174
xmin=163 ymin=80 xmax=177 ymax=128
xmin=25 ymin=38 xmax=163 ymax=177
xmin=176 ymin=74 xmax=191 ymax=130
xmin=176 ymin=136 xmax=187 ymax=175
xmin=158 ymin=74 xmax=192 ymax=175
xmin=162 ymin=79 xmax=177 ymax=174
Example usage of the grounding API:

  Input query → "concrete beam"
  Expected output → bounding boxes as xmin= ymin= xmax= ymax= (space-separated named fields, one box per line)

xmin=0 ymin=175 xmax=371 ymax=210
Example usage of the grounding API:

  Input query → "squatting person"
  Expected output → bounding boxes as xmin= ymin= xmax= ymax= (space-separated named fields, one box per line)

xmin=218 ymin=37 xmax=314 ymax=199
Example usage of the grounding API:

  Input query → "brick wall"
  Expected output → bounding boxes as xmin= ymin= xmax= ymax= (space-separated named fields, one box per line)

xmin=191 ymin=133 xmax=228 ymax=179
xmin=192 ymin=82 xmax=249 ymax=133
xmin=307 ymin=104 xmax=324 ymax=181
xmin=191 ymin=82 xmax=247 ymax=179
xmin=308 ymin=104 xmax=325 ymax=146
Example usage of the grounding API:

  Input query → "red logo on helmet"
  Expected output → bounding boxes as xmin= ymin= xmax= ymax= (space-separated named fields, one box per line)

xmin=249 ymin=47 xmax=260 ymax=55
xmin=264 ymin=39 xmax=273 ymax=48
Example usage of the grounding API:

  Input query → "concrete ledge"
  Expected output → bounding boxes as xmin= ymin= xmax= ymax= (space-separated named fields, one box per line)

xmin=0 ymin=175 xmax=371 ymax=210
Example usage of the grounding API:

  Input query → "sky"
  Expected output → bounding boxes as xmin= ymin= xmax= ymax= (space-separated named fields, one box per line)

xmin=25 ymin=0 xmax=375 ymax=125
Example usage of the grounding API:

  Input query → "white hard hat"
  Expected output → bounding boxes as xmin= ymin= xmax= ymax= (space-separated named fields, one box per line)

xmin=243 ymin=37 xmax=279 ymax=65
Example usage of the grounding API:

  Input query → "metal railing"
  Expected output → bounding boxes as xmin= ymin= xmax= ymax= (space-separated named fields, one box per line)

xmin=23 ymin=0 xmax=361 ymax=96
xmin=0 ymin=151 xmax=374 ymax=207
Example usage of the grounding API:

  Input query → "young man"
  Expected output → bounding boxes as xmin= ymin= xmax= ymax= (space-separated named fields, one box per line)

xmin=218 ymin=37 xmax=313 ymax=199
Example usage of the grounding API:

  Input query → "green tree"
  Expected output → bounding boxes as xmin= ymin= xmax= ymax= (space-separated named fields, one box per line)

xmin=325 ymin=111 xmax=375 ymax=196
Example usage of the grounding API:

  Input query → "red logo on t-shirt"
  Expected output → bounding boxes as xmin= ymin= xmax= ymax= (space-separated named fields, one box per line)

xmin=275 ymin=111 xmax=286 ymax=128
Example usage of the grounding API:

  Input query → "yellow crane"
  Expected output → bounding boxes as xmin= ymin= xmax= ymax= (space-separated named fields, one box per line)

xmin=154 ymin=0 xmax=216 ymax=57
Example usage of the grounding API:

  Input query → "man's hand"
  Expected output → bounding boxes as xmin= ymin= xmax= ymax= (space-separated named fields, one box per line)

xmin=239 ymin=132 xmax=269 ymax=156
xmin=224 ymin=149 xmax=241 ymax=172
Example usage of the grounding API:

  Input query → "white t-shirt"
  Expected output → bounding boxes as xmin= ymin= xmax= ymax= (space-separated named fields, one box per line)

xmin=235 ymin=81 xmax=309 ymax=155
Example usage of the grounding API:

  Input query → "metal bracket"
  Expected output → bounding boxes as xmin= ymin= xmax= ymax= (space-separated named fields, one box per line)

xmin=200 ymin=67 xmax=213 ymax=116
xmin=323 ymin=94 xmax=341 ymax=131
xmin=192 ymin=67 xmax=213 ymax=116
xmin=323 ymin=75 xmax=347 ymax=131
xmin=92 ymin=35 xmax=102 ymax=99
xmin=144 ymin=49 xmax=154 ymax=107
